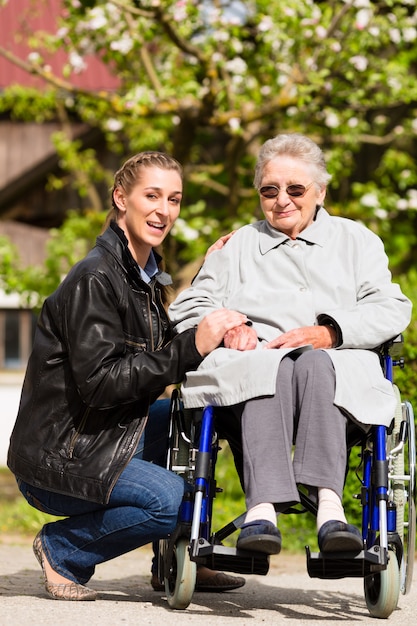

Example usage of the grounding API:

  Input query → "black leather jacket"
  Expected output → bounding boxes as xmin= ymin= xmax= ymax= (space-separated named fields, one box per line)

xmin=8 ymin=223 xmax=203 ymax=504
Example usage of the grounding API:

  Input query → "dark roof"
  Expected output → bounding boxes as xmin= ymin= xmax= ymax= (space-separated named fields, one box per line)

xmin=0 ymin=120 xmax=92 ymax=204
xmin=0 ymin=0 xmax=120 ymax=91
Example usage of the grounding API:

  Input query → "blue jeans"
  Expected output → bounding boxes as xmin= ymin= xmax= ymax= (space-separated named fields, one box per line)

xmin=18 ymin=399 xmax=184 ymax=584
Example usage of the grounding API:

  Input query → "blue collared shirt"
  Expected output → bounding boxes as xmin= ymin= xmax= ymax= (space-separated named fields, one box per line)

xmin=139 ymin=250 xmax=158 ymax=283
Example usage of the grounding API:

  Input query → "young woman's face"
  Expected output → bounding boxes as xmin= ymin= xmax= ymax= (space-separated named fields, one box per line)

xmin=114 ymin=166 xmax=182 ymax=265
xmin=259 ymin=156 xmax=326 ymax=239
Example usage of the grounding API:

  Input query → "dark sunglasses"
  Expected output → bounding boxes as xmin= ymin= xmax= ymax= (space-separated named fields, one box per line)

xmin=259 ymin=182 xmax=314 ymax=198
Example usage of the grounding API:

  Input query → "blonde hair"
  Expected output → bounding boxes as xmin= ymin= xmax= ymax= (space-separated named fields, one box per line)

xmin=103 ymin=151 xmax=183 ymax=228
xmin=253 ymin=133 xmax=332 ymax=190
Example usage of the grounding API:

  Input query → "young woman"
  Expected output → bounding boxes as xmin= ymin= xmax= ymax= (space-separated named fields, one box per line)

xmin=7 ymin=152 xmax=248 ymax=600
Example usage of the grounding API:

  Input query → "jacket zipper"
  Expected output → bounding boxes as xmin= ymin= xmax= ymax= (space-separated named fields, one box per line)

xmin=148 ymin=281 xmax=165 ymax=350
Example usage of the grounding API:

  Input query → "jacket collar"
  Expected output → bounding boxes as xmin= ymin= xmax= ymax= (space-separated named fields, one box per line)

xmin=97 ymin=222 xmax=173 ymax=287
xmin=258 ymin=206 xmax=330 ymax=254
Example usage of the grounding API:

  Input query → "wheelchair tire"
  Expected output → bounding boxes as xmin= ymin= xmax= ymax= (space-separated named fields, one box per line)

xmin=364 ymin=548 xmax=400 ymax=619
xmin=164 ymin=538 xmax=197 ymax=610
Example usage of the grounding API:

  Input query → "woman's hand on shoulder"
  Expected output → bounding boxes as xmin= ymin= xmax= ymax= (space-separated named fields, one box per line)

xmin=205 ymin=231 xmax=236 ymax=258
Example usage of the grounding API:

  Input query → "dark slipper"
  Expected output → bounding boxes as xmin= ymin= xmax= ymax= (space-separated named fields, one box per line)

xmin=236 ymin=520 xmax=282 ymax=555
xmin=151 ymin=571 xmax=245 ymax=593
xmin=318 ymin=520 xmax=363 ymax=553
xmin=194 ymin=571 xmax=245 ymax=592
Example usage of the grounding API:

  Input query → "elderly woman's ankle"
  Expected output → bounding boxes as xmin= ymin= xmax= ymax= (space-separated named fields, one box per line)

xmin=244 ymin=503 xmax=277 ymax=526
xmin=316 ymin=488 xmax=347 ymax=531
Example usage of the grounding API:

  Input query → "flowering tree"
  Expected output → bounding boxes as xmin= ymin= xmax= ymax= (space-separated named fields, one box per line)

xmin=1 ymin=0 xmax=417 ymax=272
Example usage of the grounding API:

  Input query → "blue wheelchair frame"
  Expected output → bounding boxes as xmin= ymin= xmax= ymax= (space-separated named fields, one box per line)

xmin=160 ymin=336 xmax=415 ymax=617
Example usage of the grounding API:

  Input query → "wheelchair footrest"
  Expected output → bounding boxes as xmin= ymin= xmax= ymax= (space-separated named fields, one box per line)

xmin=190 ymin=539 xmax=270 ymax=576
xmin=306 ymin=545 xmax=388 ymax=579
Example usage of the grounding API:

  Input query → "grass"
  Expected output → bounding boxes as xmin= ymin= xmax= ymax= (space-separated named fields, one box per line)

xmin=0 ymin=467 xmax=57 ymax=537
xmin=0 ymin=495 xmax=54 ymax=536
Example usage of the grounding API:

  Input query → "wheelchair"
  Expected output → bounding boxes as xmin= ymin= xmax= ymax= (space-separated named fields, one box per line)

xmin=158 ymin=336 xmax=416 ymax=618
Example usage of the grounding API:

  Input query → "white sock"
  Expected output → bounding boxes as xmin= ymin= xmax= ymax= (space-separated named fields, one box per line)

xmin=316 ymin=488 xmax=347 ymax=531
xmin=244 ymin=502 xmax=277 ymax=526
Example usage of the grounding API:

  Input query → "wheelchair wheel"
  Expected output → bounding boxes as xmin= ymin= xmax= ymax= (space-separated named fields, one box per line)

xmin=164 ymin=538 xmax=197 ymax=610
xmin=364 ymin=548 xmax=400 ymax=619
xmin=388 ymin=386 xmax=416 ymax=595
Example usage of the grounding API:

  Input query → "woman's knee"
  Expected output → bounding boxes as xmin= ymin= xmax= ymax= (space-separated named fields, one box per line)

xmin=158 ymin=470 xmax=185 ymax=515
xmin=113 ymin=458 xmax=185 ymax=516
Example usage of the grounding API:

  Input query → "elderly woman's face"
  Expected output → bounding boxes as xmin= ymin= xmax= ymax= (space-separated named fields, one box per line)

xmin=259 ymin=156 xmax=326 ymax=239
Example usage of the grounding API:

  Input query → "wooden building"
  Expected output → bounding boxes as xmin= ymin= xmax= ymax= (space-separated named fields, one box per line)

xmin=0 ymin=0 xmax=120 ymax=369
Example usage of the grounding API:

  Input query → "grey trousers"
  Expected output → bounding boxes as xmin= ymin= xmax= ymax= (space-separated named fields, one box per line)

xmin=220 ymin=350 xmax=348 ymax=512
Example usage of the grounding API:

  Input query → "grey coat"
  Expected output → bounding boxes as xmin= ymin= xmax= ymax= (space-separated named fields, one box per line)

xmin=169 ymin=208 xmax=412 ymax=426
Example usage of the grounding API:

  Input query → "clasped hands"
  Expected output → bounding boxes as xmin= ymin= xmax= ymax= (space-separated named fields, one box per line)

xmin=223 ymin=322 xmax=336 ymax=351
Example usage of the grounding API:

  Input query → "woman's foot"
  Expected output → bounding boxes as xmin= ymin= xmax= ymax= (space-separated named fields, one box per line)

xmin=33 ymin=531 xmax=97 ymax=601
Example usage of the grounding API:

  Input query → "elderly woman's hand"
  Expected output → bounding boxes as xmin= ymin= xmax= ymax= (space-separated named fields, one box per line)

xmin=205 ymin=231 xmax=236 ymax=258
xmin=264 ymin=325 xmax=337 ymax=350
xmin=195 ymin=309 xmax=249 ymax=356
xmin=224 ymin=324 xmax=258 ymax=351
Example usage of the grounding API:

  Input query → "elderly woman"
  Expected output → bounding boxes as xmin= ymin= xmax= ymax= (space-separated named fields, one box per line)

xmin=169 ymin=133 xmax=412 ymax=555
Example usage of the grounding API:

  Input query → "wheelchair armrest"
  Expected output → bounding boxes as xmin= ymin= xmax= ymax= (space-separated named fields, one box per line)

xmin=374 ymin=334 xmax=404 ymax=358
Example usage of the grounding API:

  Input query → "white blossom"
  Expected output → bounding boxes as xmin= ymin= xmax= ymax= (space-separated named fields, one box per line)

xmin=216 ymin=31 xmax=230 ymax=42
xmin=352 ymin=0 xmax=372 ymax=9
xmin=258 ymin=16 xmax=274 ymax=32
xmin=325 ymin=111 xmax=339 ymax=128
xmin=355 ymin=8 xmax=372 ymax=30
xmin=172 ymin=218 xmax=199 ymax=241
xmin=225 ymin=57 xmax=247 ymax=75
xmin=360 ymin=192 xmax=379 ymax=208
xmin=389 ymin=29 xmax=402 ymax=44
xmin=111 ymin=36 xmax=134 ymax=55
xmin=315 ymin=26 xmax=327 ymax=39
xmin=396 ymin=199 xmax=409 ymax=211
xmin=172 ymin=0 xmax=188 ymax=22
xmin=374 ymin=115 xmax=388 ymax=125
xmin=87 ymin=8 xmax=108 ymax=30
xmin=283 ymin=7 xmax=296 ymax=17
xmin=407 ymin=190 xmax=417 ymax=209
xmin=403 ymin=27 xmax=417 ymax=43
xmin=69 ymin=51 xmax=86 ymax=73
xmin=56 ymin=27 xmax=68 ymax=38
xmin=105 ymin=118 xmax=123 ymax=132
xmin=374 ymin=208 xmax=388 ymax=219
xmin=228 ymin=117 xmax=241 ymax=132
xmin=350 ymin=55 xmax=368 ymax=71
xmin=27 ymin=52 xmax=41 ymax=64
